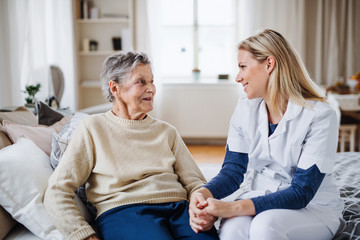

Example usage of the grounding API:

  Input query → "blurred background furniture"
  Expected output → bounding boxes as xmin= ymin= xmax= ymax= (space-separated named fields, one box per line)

xmin=49 ymin=65 xmax=65 ymax=107
xmin=328 ymin=93 xmax=360 ymax=152
xmin=339 ymin=125 xmax=357 ymax=152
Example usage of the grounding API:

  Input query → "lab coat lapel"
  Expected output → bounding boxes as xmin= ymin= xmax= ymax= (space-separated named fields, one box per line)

xmin=258 ymin=100 xmax=270 ymax=150
xmin=249 ymin=100 xmax=273 ymax=170
xmin=269 ymin=100 xmax=303 ymax=139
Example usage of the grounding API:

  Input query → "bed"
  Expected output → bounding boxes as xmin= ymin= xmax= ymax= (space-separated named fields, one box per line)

xmin=332 ymin=152 xmax=360 ymax=240
xmin=199 ymin=152 xmax=360 ymax=240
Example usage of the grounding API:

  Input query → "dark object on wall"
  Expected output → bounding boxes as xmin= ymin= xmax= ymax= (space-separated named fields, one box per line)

xmin=112 ymin=37 xmax=122 ymax=51
xmin=80 ymin=0 xmax=84 ymax=18
xmin=218 ymin=74 xmax=229 ymax=80
xmin=50 ymin=65 xmax=64 ymax=105
xmin=46 ymin=96 xmax=59 ymax=109
xmin=89 ymin=40 xmax=98 ymax=51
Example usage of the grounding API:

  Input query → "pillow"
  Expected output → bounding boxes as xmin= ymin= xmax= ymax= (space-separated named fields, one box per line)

xmin=38 ymin=101 xmax=73 ymax=126
xmin=49 ymin=112 xmax=98 ymax=219
xmin=0 ymin=138 xmax=65 ymax=239
xmin=50 ymin=112 xmax=89 ymax=169
xmin=0 ymin=106 xmax=37 ymax=126
xmin=0 ymin=106 xmax=38 ymax=150
xmin=0 ymin=138 xmax=92 ymax=239
xmin=2 ymin=116 xmax=70 ymax=156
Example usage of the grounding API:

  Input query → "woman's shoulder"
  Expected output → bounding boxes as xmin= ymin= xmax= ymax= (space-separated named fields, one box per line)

xmin=83 ymin=112 xmax=106 ymax=122
xmin=234 ymin=97 xmax=263 ymax=117
xmin=230 ymin=97 xmax=263 ymax=130
xmin=78 ymin=112 xmax=108 ymax=130
xmin=236 ymin=96 xmax=262 ymax=109
xmin=304 ymin=100 xmax=337 ymax=121
xmin=150 ymin=116 xmax=177 ymax=131
xmin=307 ymin=99 xmax=334 ymax=113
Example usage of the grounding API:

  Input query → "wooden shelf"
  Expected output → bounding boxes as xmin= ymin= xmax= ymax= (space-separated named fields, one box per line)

xmin=74 ymin=0 xmax=134 ymax=109
xmin=79 ymin=51 xmax=117 ymax=56
xmin=77 ymin=18 xmax=129 ymax=24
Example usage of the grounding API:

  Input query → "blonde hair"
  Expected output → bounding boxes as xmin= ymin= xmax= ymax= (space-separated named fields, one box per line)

xmin=238 ymin=29 xmax=325 ymax=116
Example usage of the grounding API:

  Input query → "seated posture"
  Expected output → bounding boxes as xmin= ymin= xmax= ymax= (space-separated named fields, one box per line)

xmin=44 ymin=51 xmax=219 ymax=240
xmin=189 ymin=29 xmax=344 ymax=240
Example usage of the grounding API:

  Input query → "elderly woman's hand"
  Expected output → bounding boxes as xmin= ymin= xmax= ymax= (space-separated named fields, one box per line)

xmin=85 ymin=234 xmax=99 ymax=240
xmin=189 ymin=188 xmax=218 ymax=233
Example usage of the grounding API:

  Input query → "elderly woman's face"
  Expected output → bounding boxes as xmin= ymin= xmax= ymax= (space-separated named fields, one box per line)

xmin=115 ymin=64 xmax=155 ymax=118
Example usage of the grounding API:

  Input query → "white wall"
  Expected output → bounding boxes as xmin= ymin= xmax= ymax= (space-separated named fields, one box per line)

xmin=159 ymin=81 xmax=244 ymax=139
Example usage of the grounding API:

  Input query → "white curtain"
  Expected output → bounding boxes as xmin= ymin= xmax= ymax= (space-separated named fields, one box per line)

xmin=0 ymin=0 xmax=76 ymax=110
xmin=238 ymin=0 xmax=360 ymax=86
xmin=135 ymin=0 xmax=164 ymax=118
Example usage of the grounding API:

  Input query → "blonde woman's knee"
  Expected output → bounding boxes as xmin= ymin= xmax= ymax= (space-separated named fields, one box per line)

xmin=218 ymin=216 xmax=252 ymax=240
xmin=249 ymin=210 xmax=288 ymax=240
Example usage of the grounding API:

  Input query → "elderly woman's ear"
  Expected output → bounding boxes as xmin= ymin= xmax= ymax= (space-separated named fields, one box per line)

xmin=109 ymin=80 xmax=119 ymax=99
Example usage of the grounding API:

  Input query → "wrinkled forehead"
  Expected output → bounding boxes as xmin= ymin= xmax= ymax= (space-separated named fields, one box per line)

xmin=127 ymin=64 xmax=153 ymax=78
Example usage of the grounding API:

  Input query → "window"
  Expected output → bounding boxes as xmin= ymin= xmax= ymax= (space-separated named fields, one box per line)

xmin=159 ymin=0 xmax=237 ymax=80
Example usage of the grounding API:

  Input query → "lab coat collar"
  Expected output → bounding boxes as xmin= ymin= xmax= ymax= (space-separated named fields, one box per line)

xmin=283 ymin=100 xmax=303 ymax=121
xmin=259 ymin=99 xmax=303 ymax=139
xmin=270 ymin=100 xmax=303 ymax=138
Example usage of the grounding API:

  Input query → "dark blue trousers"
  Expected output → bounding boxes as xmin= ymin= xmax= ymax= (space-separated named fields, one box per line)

xmin=96 ymin=200 xmax=219 ymax=240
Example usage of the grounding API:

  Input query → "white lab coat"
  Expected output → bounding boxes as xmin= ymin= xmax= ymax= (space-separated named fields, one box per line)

xmin=227 ymin=97 xmax=343 ymax=234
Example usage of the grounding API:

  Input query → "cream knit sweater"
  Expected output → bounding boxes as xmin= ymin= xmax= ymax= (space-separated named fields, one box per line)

xmin=44 ymin=111 xmax=206 ymax=240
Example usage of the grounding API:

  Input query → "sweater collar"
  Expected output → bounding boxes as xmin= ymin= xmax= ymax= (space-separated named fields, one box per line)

xmin=105 ymin=110 xmax=153 ymax=126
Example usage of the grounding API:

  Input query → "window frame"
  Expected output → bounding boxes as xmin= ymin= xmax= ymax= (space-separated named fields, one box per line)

xmin=159 ymin=0 xmax=238 ymax=82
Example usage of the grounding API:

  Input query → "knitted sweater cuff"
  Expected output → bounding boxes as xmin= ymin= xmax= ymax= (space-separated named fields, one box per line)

xmin=68 ymin=226 xmax=96 ymax=240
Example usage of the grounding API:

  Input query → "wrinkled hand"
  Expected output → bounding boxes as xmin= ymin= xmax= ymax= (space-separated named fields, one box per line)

xmin=85 ymin=234 xmax=99 ymax=240
xmin=189 ymin=188 xmax=218 ymax=233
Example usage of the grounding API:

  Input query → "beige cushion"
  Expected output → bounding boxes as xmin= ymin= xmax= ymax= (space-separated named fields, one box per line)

xmin=0 ymin=107 xmax=37 ymax=150
xmin=0 ymin=128 xmax=11 ymax=150
xmin=0 ymin=107 xmax=37 ymax=126
xmin=2 ymin=116 xmax=70 ymax=156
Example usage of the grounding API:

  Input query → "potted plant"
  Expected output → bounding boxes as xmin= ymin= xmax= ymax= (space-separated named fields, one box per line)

xmin=24 ymin=83 xmax=41 ymax=106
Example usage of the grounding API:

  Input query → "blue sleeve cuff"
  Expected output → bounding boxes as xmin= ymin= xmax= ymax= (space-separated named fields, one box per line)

xmin=251 ymin=164 xmax=325 ymax=214
xmin=204 ymin=146 xmax=248 ymax=199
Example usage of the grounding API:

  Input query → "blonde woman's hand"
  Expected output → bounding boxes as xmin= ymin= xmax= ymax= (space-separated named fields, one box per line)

xmin=204 ymin=198 xmax=256 ymax=218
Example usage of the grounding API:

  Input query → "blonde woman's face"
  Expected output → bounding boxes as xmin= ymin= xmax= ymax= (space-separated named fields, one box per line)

xmin=236 ymin=49 xmax=270 ymax=100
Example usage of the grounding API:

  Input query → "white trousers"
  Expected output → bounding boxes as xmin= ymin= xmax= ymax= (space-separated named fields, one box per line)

xmin=218 ymin=209 xmax=334 ymax=240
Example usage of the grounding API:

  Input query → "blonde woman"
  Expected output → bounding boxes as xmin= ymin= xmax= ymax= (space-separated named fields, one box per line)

xmin=189 ymin=29 xmax=343 ymax=240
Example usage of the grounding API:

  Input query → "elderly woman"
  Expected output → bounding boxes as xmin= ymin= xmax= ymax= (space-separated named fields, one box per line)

xmin=44 ymin=51 xmax=219 ymax=240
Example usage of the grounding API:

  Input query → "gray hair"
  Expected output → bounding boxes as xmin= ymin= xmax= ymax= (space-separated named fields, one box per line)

xmin=100 ymin=51 xmax=151 ymax=102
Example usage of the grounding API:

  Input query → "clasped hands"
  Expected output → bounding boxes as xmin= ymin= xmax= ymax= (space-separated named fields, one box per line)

xmin=189 ymin=187 xmax=239 ymax=233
